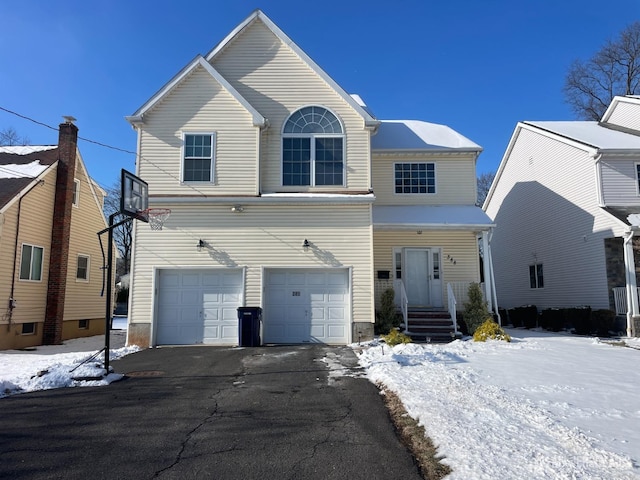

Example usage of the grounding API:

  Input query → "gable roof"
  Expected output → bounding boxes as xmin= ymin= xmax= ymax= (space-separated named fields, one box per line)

xmin=204 ymin=9 xmax=379 ymax=129
xmin=601 ymin=95 xmax=640 ymax=125
xmin=0 ymin=146 xmax=58 ymax=210
xmin=126 ymin=56 xmax=266 ymax=127
xmin=372 ymin=120 xmax=482 ymax=152
xmin=524 ymin=121 xmax=640 ymax=152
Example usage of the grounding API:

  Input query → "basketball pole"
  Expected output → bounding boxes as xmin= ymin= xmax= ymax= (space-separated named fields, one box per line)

xmin=98 ymin=213 xmax=132 ymax=374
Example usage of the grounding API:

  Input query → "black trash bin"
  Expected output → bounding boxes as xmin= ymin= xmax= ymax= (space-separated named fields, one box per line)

xmin=238 ymin=307 xmax=262 ymax=347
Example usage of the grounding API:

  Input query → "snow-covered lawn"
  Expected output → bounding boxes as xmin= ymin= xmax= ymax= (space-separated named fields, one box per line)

xmin=356 ymin=329 xmax=640 ymax=479
xmin=0 ymin=317 xmax=139 ymax=398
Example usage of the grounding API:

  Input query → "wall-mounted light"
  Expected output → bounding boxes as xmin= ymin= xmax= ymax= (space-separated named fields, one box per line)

xmin=303 ymin=239 xmax=310 ymax=252
xmin=197 ymin=239 xmax=206 ymax=252
xmin=231 ymin=205 xmax=244 ymax=213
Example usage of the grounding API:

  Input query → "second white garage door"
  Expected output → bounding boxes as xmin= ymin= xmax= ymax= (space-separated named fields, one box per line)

xmin=263 ymin=268 xmax=350 ymax=345
xmin=156 ymin=268 xmax=243 ymax=345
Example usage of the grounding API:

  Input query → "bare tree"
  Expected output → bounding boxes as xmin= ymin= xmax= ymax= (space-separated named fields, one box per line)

xmin=477 ymin=171 xmax=495 ymax=207
xmin=564 ymin=21 xmax=640 ymax=120
xmin=103 ymin=179 xmax=133 ymax=276
xmin=0 ymin=127 xmax=30 ymax=146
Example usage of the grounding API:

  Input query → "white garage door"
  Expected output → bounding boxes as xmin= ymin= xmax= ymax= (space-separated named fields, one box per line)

xmin=156 ymin=269 xmax=243 ymax=345
xmin=263 ymin=268 xmax=350 ymax=345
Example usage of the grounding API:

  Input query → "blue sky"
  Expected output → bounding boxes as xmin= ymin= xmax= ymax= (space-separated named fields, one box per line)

xmin=1 ymin=1 xmax=638 ymax=192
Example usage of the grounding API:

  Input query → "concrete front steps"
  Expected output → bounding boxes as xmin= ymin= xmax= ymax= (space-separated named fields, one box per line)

xmin=405 ymin=309 xmax=460 ymax=344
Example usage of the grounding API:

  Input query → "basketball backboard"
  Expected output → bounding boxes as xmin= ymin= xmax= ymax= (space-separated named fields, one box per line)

xmin=120 ymin=169 xmax=149 ymax=222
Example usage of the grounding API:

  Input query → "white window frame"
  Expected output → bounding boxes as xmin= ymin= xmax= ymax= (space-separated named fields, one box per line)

xmin=529 ymin=263 xmax=544 ymax=289
xmin=281 ymin=106 xmax=345 ymax=187
xmin=72 ymin=178 xmax=80 ymax=206
xmin=181 ymin=132 xmax=216 ymax=183
xmin=19 ymin=243 xmax=44 ymax=282
xmin=635 ymin=163 xmax=640 ymax=196
xmin=21 ymin=322 xmax=36 ymax=335
xmin=393 ymin=162 xmax=436 ymax=195
xmin=76 ymin=254 xmax=90 ymax=282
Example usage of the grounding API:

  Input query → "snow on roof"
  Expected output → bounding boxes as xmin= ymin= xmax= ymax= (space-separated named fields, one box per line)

xmin=0 ymin=145 xmax=56 ymax=155
xmin=372 ymin=120 xmax=481 ymax=152
xmin=373 ymin=205 xmax=494 ymax=230
xmin=525 ymin=121 xmax=640 ymax=151
xmin=0 ymin=160 xmax=50 ymax=179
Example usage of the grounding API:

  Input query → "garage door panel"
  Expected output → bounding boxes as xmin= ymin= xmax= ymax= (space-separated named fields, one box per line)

xmin=264 ymin=268 xmax=349 ymax=345
xmin=156 ymin=269 xmax=242 ymax=346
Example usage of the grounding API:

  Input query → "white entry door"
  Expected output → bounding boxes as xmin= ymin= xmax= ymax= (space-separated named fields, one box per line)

xmin=404 ymin=248 xmax=431 ymax=306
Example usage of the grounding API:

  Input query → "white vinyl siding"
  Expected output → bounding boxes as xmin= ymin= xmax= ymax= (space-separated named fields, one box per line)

xmin=599 ymin=156 xmax=640 ymax=206
xmin=484 ymin=127 xmax=624 ymax=310
xmin=211 ymin=19 xmax=371 ymax=193
xmin=129 ymin=203 xmax=373 ymax=345
xmin=605 ymin=100 xmax=640 ymax=132
xmin=372 ymin=153 xmax=477 ymax=205
xmin=137 ymin=66 xmax=260 ymax=196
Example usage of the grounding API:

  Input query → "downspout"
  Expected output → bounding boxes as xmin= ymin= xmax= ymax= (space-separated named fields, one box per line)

xmin=481 ymin=230 xmax=492 ymax=312
xmin=8 ymin=179 xmax=46 ymax=327
xmin=485 ymin=228 xmax=501 ymax=325
xmin=623 ymin=229 xmax=639 ymax=337
xmin=593 ymin=153 xmax=604 ymax=206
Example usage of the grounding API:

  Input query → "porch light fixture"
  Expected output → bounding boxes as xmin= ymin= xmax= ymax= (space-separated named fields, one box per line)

xmin=231 ymin=205 xmax=244 ymax=213
xmin=197 ymin=239 xmax=206 ymax=252
xmin=303 ymin=239 xmax=310 ymax=252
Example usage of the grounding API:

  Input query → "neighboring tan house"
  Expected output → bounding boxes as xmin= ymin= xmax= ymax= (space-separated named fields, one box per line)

xmin=483 ymin=95 xmax=640 ymax=337
xmin=0 ymin=120 xmax=111 ymax=350
xmin=125 ymin=9 xmax=495 ymax=348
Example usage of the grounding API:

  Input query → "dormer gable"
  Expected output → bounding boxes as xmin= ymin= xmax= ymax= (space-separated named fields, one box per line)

xmin=600 ymin=95 xmax=640 ymax=135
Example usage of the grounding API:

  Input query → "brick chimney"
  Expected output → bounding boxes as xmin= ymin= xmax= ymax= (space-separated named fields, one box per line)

xmin=42 ymin=119 xmax=78 ymax=345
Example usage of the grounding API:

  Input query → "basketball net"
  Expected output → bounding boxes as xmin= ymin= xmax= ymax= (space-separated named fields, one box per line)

xmin=142 ymin=208 xmax=171 ymax=230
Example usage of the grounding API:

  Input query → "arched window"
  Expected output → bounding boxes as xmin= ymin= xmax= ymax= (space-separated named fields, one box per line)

xmin=282 ymin=106 xmax=344 ymax=186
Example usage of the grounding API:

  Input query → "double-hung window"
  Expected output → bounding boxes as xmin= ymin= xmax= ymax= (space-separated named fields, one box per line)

xmin=183 ymin=133 xmax=215 ymax=182
xmin=20 ymin=244 xmax=43 ymax=281
xmin=529 ymin=263 xmax=544 ymax=289
xmin=76 ymin=255 xmax=89 ymax=281
xmin=72 ymin=179 xmax=80 ymax=206
xmin=395 ymin=163 xmax=436 ymax=194
xmin=282 ymin=106 xmax=344 ymax=186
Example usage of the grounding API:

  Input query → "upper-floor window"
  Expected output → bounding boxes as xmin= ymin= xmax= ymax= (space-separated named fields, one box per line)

xmin=529 ymin=263 xmax=544 ymax=289
xmin=20 ymin=244 xmax=44 ymax=281
xmin=395 ymin=163 xmax=435 ymax=194
xmin=183 ymin=133 xmax=215 ymax=182
xmin=76 ymin=255 xmax=89 ymax=281
xmin=72 ymin=179 xmax=80 ymax=206
xmin=282 ymin=106 xmax=344 ymax=186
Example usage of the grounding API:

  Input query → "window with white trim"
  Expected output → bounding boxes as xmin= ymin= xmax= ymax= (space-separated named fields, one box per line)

xmin=394 ymin=163 xmax=435 ymax=194
xmin=183 ymin=133 xmax=215 ymax=182
xmin=636 ymin=163 xmax=640 ymax=194
xmin=19 ymin=244 xmax=44 ymax=281
xmin=76 ymin=255 xmax=89 ymax=281
xmin=282 ymin=106 xmax=344 ymax=186
xmin=72 ymin=179 xmax=80 ymax=206
xmin=22 ymin=323 xmax=36 ymax=335
xmin=529 ymin=263 xmax=544 ymax=289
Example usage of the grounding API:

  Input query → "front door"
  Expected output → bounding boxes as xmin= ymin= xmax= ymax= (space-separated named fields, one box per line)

xmin=404 ymin=248 xmax=430 ymax=306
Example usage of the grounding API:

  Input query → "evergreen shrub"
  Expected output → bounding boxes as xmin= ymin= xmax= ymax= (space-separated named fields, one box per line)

xmin=375 ymin=288 xmax=400 ymax=334
xmin=473 ymin=320 xmax=511 ymax=342
xmin=463 ymin=283 xmax=491 ymax=335
xmin=382 ymin=329 xmax=412 ymax=346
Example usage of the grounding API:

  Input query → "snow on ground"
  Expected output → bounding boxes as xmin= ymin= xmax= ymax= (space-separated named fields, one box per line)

xmin=355 ymin=329 xmax=640 ymax=479
xmin=0 ymin=317 xmax=139 ymax=398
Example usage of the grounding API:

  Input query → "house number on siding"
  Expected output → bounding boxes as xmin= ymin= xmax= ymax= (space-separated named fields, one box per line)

xmin=292 ymin=291 xmax=301 ymax=296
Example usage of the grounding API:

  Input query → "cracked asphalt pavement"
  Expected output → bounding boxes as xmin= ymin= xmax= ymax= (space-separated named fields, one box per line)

xmin=0 ymin=345 xmax=423 ymax=479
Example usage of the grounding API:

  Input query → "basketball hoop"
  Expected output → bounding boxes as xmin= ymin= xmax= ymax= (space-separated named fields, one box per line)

xmin=141 ymin=208 xmax=171 ymax=230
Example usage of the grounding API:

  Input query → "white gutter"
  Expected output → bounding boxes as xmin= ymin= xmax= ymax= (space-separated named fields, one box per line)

xmin=374 ymin=223 xmax=495 ymax=231
xmin=148 ymin=194 xmax=376 ymax=205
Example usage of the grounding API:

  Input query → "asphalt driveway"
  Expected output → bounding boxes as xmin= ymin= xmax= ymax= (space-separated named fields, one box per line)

xmin=0 ymin=345 xmax=423 ymax=479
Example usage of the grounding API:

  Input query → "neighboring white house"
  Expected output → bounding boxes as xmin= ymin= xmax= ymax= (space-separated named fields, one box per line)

xmin=484 ymin=95 xmax=640 ymax=337
xmin=125 ymin=9 xmax=495 ymax=348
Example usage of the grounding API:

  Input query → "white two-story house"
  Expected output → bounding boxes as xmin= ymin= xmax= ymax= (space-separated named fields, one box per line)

xmin=125 ymin=9 xmax=495 ymax=347
xmin=484 ymin=95 xmax=640 ymax=337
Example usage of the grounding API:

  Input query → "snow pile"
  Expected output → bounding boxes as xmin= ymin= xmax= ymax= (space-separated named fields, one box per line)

xmin=0 ymin=328 xmax=139 ymax=398
xmin=356 ymin=330 xmax=640 ymax=479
